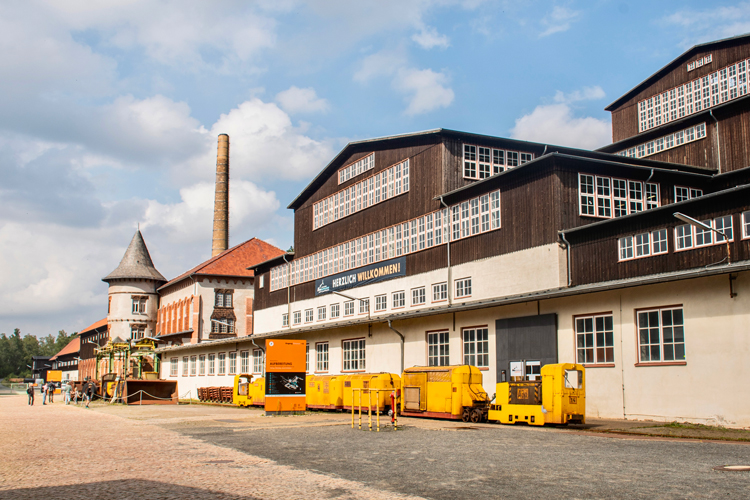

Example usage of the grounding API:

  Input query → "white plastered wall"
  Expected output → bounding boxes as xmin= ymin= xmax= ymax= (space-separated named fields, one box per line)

xmin=108 ymin=280 xmax=159 ymax=340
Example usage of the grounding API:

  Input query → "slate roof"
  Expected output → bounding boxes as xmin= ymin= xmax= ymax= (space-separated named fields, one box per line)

xmin=103 ymin=230 xmax=166 ymax=283
xmin=158 ymin=237 xmax=284 ymax=291
xmin=49 ymin=337 xmax=80 ymax=360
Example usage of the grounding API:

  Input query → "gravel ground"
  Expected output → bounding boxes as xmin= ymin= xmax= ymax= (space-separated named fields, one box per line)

xmin=3 ymin=396 xmax=749 ymax=499
xmin=0 ymin=395 xmax=422 ymax=500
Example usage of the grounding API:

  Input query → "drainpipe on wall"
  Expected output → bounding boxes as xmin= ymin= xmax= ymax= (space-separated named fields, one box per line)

xmin=710 ymin=110 xmax=721 ymax=173
xmin=438 ymin=196 xmax=452 ymax=306
xmin=282 ymin=254 xmax=292 ymax=330
xmin=251 ymin=336 xmax=265 ymax=354
xmin=558 ymin=231 xmax=572 ymax=287
xmin=387 ymin=320 xmax=405 ymax=374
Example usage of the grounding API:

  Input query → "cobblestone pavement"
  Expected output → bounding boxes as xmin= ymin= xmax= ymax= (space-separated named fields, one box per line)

xmin=0 ymin=396 xmax=423 ymax=500
xmin=3 ymin=397 xmax=750 ymax=499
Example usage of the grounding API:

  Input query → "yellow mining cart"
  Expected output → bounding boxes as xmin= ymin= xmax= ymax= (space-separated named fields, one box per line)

xmin=400 ymin=365 xmax=490 ymax=422
xmin=233 ymin=374 xmax=266 ymax=406
xmin=488 ymin=363 xmax=585 ymax=426
xmin=342 ymin=373 xmax=400 ymax=412
xmin=306 ymin=374 xmax=345 ymax=410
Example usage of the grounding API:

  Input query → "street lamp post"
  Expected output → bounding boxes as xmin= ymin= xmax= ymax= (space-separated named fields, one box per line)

xmin=673 ymin=212 xmax=732 ymax=264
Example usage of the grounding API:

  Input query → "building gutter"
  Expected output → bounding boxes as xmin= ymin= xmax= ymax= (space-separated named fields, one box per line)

xmin=710 ymin=110 xmax=722 ymax=173
xmin=558 ymin=231 xmax=572 ymax=287
xmin=438 ymin=196 xmax=452 ymax=305
xmin=387 ymin=320 xmax=405 ymax=373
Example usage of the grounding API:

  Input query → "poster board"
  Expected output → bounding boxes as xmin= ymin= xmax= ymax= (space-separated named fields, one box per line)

xmin=265 ymin=339 xmax=306 ymax=414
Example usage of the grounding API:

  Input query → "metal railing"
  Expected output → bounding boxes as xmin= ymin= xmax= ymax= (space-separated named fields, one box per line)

xmin=351 ymin=388 xmax=397 ymax=431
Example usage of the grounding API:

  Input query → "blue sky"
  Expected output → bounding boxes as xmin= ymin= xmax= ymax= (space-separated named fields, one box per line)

xmin=1 ymin=0 xmax=748 ymax=337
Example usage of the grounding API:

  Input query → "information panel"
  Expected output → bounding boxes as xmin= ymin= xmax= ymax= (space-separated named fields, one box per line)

xmin=264 ymin=339 xmax=306 ymax=414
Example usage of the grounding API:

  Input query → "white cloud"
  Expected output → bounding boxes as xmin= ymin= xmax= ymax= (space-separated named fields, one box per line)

xmin=663 ymin=3 xmax=750 ymax=45
xmin=275 ymin=86 xmax=330 ymax=114
xmin=510 ymin=103 xmax=611 ymax=150
xmin=394 ymin=68 xmax=455 ymax=116
xmin=539 ymin=6 xmax=581 ymax=37
xmin=353 ymin=50 xmax=408 ymax=83
xmin=412 ymin=25 xmax=450 ymax=49
xmin=553 ymin=86 xmax=606 ymax=104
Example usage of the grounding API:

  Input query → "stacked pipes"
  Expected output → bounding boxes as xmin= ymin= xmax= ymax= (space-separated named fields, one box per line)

xmin=212 ymin=134 xmax=229 ymax=257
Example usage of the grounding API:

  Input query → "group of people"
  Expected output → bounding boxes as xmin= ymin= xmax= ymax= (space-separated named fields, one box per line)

xmin=26 ymin=377 xmax=98 ymax=408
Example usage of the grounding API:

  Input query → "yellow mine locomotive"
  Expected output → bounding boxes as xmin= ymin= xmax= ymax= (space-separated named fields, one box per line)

xmin=232 ymin=363 xmax=585 ymax=427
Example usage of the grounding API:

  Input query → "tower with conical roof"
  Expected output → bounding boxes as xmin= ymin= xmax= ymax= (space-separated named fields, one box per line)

xmin=103 ymin=230 xmax=166 ymax=342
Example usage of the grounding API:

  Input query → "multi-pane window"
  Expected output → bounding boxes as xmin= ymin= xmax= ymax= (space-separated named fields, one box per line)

xmin=338 ymin=153 xmax=374 ymax=184
xmin=198 ymin=355 xmax=206 ymax=376
xmin=240 ymin=350 xmax=250 ymax=373
xmin=455 ymin=278 xmax=472 ymax=298
xmin=274 ymin=190 xmax=502 ymax=291
xmin=331 ymin=303 xmax=340 ymax=319
xmin=215 ymin=290 xmax=233 ymax=308
xmin=211 ymin=317 xmax=234 ymax=334
xmin=317 ymin=306 xmax=326 ymax=321
xmin=618 ymin=229 xmax=668 ymax=261
xmin=463 ymin=327 xmax=489 ymax=367
xmin=463 ymin=144 xmax=532 ymax=179
xmin=190 ymin=356 xmax=196 ymax=376
xmin=637 ymin=307 xmax=686 ymax=363
xmin=743 ymin=211 xmax=750 ymax=239
xmin=619 ymin=124 xmax=707 ymax=159
xmin=316 ymin=158 xmax=408 ymax=230
xmin=130 ymin=324 xmax=146 ymax=340
xmin=343 ymin=338 xmax=366 ymax=371
xmin=579 ymin=173 xmax=659 ymax=219
xmin=428 ymin=331 xmax=450 ymax=366
xmin=218 ymin=353 xmax=226 ymax=375
xmin=316 ymin=342 xmax=329 ymax=372
xmin=375 ymin=295 xmax=387 ymax=311
xmin=344 ymin=301 xmax=355 ymax=316
xmin=674 ymin=186 xmax=703 ymax=203
xmin=253 ymin=349 xmax=264 ymax=375
xmin=229 ymin=352 xmax=237 ymax=375
xmin=208 ymin=354 xmax=215 ymax=375
xmin=359 ymin=299 xmax=369 ymax=314
xmin=305 ymin=309 xmax=314 ymax=323
xmin=170 ymin=358 xmax=178 ymax=377
xmin=575 ymin=314 xmax=614 ymax=364
xmin=293 ymin=311 xmax=301 ymax=325
xmin=132 ymin=296 xmax=147 ymax=314
xmin=282 ymin=313 xmax=289 ymax=327
xmin=675 ymin=215 xmax=734 ymax=250
xmin=392 ymin=291 xmax=405 ymax=308
xmin=182 ymin=356 xmax=189 ymax=376
xmin=432 ymin=282 xmax=447 ymax=302
xmin=411 ymin=287 xmax=426 ymax=306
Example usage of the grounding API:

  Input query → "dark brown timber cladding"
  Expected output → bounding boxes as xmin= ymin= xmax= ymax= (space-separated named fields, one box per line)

xmin=294 ymin=137 xmax=444 ymax=257
xmin=611 ymin=41 xmax=750 ymax=142
xmin=568 ymin=190 xmax=750 ymax=286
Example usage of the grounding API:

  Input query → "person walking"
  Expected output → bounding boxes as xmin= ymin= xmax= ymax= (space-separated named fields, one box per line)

xmin=42 ymin=382 xmax=48 ymax=405
xmin=83 ymin=377 xmax=96 ymax=409
xmin=48 ymin=382 xmax=54 ymax=403
xmin=73 ymin=387 xmax=80 ymax=405
xmin=63 ymin=382 xmax=72 ymax=405
xmin=27 ymin=384 xmax=35 ymax=406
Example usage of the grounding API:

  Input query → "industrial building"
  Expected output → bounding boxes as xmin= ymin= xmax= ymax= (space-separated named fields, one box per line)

xmin=155 ymin=34 xmax=750 ymax=427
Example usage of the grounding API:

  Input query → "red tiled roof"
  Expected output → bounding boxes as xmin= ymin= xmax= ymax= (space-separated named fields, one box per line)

xmin=79 ymin=318 xmax=107 ymax=335
xmin=159 ymin=238 xmax=284 ymax=290
xmin=50 ymin=337 xmax=80 ymax=360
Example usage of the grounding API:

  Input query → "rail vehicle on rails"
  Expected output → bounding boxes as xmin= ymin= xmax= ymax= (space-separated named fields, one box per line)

xmin=230 ymin=363 xmax=585 ymax=426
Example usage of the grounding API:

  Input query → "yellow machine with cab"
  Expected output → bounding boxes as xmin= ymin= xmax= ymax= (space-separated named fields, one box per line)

xmin=233 ymin=374 xmax=266 ymax=407
xmin=400 ymin=365 xmax=490 ymax=422
xmin=488 ymin=363 xmax=585 ymax=426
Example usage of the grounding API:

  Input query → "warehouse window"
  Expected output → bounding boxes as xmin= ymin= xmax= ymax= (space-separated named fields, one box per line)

xmin=282 ymin=313 xmax=288 ymax=327
xmin=198 ymin=355 xmax=206 ymax=376
xmin=208 ymin=354 xmax=215 ymax=375
xmin=218 ymin=353 xmax=226 ymax=375
xmin=674 ymin=186 xmax=702 ymax=203
xmin=743 ymin=211 xmax=750 ymax=239
xmin=240 ymin=350 xmax=249 ymax=374
xmin=343 ymin=338 xmax=366 ymax=371
xmin=305 ymin=309 xmax=314 ymax=323
xmin=427 ymin=331 xmax=450 ymax=366
xmin=432 ymin=282 xmax=447 ymax=302
xmin=344 ymin=301 xmax=355 ymax=316
xmin=253 ymin=350 xmax=264 ymax=375
xmin=190 ymin=356 xmax=196 ymax=376
xmin=392 ymin=291 xmax=405 ymax=308
xmin=293 ymin=311 xmax=301 ymax=325
xmin=411 ymin=287 xmax=426 ymax=306
xmin=675 ymin=215 xmax=733 ymax=251
xmin=455 ymin=278 xmax=472 ymax=299
xmin=375 ymin=295 xmax=387 ymax=311
xmin=575 ymin=314 xmax=614 ymax=364
xmin=637 ymin=307 xmax=686 ymax=363
xmin=580 ymin=173 xmax=659 ymax=219
xmin=359 ymin=299 xmax=369 ymax=314
xmin=317 ymin=306 xmax=326 ymax=321
xmin=463 ymin=327 xmax=489 ymax=368
xmin=170 ymin=358 xmax=178 ymax=377
xmin=331 ymin=303 xmax=340 ymax=319
xmin=229 ymin=352 xmax=237 ymax=375
xmin=316 ymin=342 xmax=329 ymax=372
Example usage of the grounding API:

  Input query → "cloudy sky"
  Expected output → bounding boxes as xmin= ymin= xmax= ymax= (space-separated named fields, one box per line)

xmin=1 ymin=0 xmax=748 ymax=337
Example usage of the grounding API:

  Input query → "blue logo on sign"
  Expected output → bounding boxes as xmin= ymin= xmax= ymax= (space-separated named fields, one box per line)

xmin=317 ymin=281 xmax=330 ymax=294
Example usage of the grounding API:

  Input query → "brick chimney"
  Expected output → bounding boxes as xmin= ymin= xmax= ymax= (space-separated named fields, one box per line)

xmin=212 ymin=134 xmax=229 ymax=257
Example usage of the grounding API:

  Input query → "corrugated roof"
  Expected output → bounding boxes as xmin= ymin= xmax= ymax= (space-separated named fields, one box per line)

xmin=158 ymin=237 xmax=284 ymax=291
xmin=103 ymin=230 xmax=166 ymax=282
xmin=50 ymin=337 xmax=80 ymax=360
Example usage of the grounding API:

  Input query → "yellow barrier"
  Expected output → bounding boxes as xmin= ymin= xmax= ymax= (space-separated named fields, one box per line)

xmin=351 ymin=388 xmax=394 ymax=431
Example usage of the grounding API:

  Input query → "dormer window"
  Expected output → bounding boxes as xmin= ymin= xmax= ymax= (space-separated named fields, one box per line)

xmin=215 ymin=290 xmax=233 ymax=308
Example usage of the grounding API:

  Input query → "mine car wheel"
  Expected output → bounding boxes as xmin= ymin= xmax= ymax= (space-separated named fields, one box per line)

xmin=462 ymin=408 xmax=471 ymax=422
xmin=470 ymin=409 xmax=483 ymax=423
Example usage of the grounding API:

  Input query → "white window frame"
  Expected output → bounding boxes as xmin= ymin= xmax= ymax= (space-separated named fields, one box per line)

xmin=637 ymin=307 xmax=686 ymax=364
xmin=282 ymin=313 xmax=289 ymax=327
xmin=293 ymin=310 xmax=301 ymax=325
xmin=427 ymin=330 xmax=450 ymax=367
xmin=305 ymin=309 xmax=314 ymax=323
xmin=462 ymin=327 xmax=489 ymax=368
xmin=575 ymin=314 xmax=614 ymax=365
xmin=432 ymin=282 xmax=447 ymax=302
xmin=342 ymin=338 xmax=366 ymax=372
xmin=218 ymin=353 xmax=226 ymax=375
xmin=240 ymin=350 xmax=250 ymax=374
xmin=170 ymin=358 xmax=178 ymax=377
xmin=743 ymin=211 xmax=750 ymax=239
xmin=253 ymin=349 xmax=264 ymax=375
xmin=455 ymin=278 xmax=472 ymax=299
xmin=317 ymin=305 xmax=326 ymax=321
xmin=411 ymin=287 xmax=426 ymax=306
xmin=344 ymin=300 xmax=355 ymax=316
xmin=182 ymin=357 xmax=189 ymax=377
xmin=229 ymin=352 xmax=237 ymax=375
xmin=330 ymin=303 xmax=340 ymax=319
xmin=375 ymin=294 xmax=387 ymax=312
xmin=316 ymin=342 xmax=329 ymax=372
xmin=392 ymin=291 xmax=405 ymax=308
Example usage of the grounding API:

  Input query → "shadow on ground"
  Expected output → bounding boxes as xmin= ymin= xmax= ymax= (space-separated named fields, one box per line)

xmin=0 ymin=479 xmax=259 ymax=500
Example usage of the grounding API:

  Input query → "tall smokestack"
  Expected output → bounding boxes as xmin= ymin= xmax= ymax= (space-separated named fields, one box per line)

xmin=212 ymin=134 xmax=229 ymax=257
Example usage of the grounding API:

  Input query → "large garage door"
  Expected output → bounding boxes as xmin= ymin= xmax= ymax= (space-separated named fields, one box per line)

xmin=496 ymin=314 xmax=558 ymax=382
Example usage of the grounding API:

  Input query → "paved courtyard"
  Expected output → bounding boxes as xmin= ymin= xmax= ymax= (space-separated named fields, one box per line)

xmin=2 ymin=395 xmax=749 ymax=499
